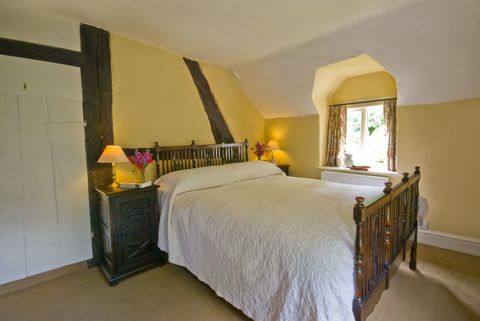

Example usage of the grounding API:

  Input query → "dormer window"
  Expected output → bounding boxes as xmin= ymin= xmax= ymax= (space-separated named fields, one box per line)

xmin=345 ymin=103 xmax=387 ymax=170
xmin=325 ymin=98 xmax=397 ymax=172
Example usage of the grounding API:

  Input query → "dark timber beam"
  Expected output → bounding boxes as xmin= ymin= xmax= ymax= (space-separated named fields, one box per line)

xmin=0 ymin=37 xmax=84 ymax=67
xmin=183 ymin=58 xmax=234 ymax=144
xmin=80 ymin=24 xmax=114 ymax=266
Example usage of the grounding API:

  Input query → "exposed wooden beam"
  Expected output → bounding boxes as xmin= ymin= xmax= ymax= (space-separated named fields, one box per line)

xmin=80 ymin=24 xmax=114 ymax=266
xmin=183 ymin=58 xmax=234 ymax=144
xmin=0 ymin=37 xmax=84 ymax=67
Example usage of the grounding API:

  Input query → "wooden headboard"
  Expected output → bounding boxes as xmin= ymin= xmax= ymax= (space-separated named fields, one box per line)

xmin=124 ymin=139 xmax=249 ymax=178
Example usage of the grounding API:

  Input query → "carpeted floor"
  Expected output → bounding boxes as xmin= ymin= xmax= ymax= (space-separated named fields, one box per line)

xmin=0 ymin=244 xmax=479 ymax=321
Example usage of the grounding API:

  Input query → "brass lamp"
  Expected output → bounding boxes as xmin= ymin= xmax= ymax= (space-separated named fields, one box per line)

xmin=97 ymin=145 xmax=129 ymax=188
xmin=267 ymin=140 xmax=280 ymax=164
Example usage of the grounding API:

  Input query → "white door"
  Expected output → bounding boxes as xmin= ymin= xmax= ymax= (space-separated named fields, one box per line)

xmin=47 ymin=98 xmax=91 ymax=266
xmin=0 ymin=93 xmax=26 ymax=284
xmin=0 ymin=55 xmax=92 ymax=283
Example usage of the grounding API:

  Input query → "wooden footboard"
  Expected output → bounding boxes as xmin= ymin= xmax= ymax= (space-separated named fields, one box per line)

xmin=352 ymin=167 xmax=420 ymax=321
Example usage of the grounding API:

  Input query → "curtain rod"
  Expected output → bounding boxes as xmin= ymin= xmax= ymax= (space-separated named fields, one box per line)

xmin=332 ymin=97 xmax=396 ymax=107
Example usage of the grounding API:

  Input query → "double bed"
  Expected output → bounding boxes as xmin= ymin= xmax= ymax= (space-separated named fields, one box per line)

xmin=127 ymin=140 xmax=420 ymax=321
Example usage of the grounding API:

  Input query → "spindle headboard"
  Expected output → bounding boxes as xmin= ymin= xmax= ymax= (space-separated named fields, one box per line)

xmin=124 ymin=139 xmax=249 ymax=178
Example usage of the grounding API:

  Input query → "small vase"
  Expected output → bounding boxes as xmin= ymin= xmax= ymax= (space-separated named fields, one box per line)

xmin=139 ymin=169 xmax=145 ymax=182
xmin=257 ymin=155 xmax=261 ymax=160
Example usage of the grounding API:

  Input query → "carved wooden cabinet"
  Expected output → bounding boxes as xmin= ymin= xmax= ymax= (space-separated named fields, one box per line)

xmin=96 ymin=185 xmax=164 ymax=285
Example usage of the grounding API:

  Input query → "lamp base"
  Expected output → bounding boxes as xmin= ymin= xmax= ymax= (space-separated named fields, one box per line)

xmin=108 ymin=181 xmax=120 ymax=189
xmin=109 ymin=163 xmax=119 ymax=188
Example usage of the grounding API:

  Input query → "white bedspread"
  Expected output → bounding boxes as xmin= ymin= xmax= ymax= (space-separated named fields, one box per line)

xmin=155 ymin=162 xmax=382 ymax=321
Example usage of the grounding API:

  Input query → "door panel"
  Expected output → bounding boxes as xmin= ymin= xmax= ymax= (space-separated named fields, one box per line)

xmin=48 ymin=99 xmax=92 ymax=265
xmin=0 ymin=94 xmax=26 ymax=284
xmin=18 ymin=95 xmax=61 ymax=276
xmin=0 ymin=55 xmax=82 ymax=99
xmin=46 ymin=97 xmax=83 ymax=123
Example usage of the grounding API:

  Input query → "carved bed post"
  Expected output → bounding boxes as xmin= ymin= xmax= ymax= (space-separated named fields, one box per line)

xmin=244 ymin=138 xmax=249 ymax=161
xmin=383 ymin=182 xmax=393 ymax=276
xmin=410 ymin=166 xmax=421 ymax=270
xmin=401 ymin=172 xmax=410 ymax=260
xmin=154 ymin=142 xmax=161 ymax=178
xmin=353 ymin=196 xmax=366 ymax=321
xmin=191 ymin=140 xmax=197 ymax=168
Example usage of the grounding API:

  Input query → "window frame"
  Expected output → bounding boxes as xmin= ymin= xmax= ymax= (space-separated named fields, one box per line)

xmin=345 ymin=101 xmax=386 ymax=169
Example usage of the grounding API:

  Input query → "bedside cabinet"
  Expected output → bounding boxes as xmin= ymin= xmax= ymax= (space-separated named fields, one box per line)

xmin=276 ymin=164 xmax=290 ymax=176
xmin=96 ymin=185 xmax=165 ymax=285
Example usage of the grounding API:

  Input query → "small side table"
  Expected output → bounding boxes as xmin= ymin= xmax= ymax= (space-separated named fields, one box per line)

xmin=276 ymin=164 xmax=290 ymax=176
xmin=95 ymin=185 xmax=165 ymax=285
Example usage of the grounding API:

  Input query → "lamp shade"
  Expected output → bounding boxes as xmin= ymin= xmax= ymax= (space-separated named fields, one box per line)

xmin=97 ymin=145 xmax=129 ymax=163
xmin=267 ymin=140 xmax=280 ymax=151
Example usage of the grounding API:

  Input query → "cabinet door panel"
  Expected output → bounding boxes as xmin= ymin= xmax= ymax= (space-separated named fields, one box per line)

xmin=18 ymin=95 xmax=61 ymax=276
xmin=0 ymin=94 xmax=26 ymax=284
xmin=113 ymin=193 xmax=157 ymax=272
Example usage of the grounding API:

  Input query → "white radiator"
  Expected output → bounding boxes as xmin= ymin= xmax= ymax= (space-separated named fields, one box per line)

xmin=321 ymin=171 xmax=388 ymax=187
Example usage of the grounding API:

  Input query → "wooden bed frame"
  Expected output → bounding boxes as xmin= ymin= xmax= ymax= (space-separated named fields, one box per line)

xmin=125 ymin=139 xmax=420 ymax=321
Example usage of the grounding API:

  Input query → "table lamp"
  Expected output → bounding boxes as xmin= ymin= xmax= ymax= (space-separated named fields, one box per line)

xmin=97 ymin=145 xmax=129 ymax=188
xmin=267 ymin=140 xmax=280 ymax=164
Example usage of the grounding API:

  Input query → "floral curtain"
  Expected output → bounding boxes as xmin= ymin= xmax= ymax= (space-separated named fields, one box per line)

xmin=383 ymin=98 xmax=397 ymax=171
xmin=325 ymin=104 xmax=347 ymax=166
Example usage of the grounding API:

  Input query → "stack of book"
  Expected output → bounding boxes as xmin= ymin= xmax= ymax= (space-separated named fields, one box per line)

xmin=119 ymin=181 xmax=152 ymax=188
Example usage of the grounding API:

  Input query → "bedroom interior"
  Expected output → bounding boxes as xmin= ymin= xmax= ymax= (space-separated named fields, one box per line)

xmin=0 ymin=1 xmax=479 ymax=321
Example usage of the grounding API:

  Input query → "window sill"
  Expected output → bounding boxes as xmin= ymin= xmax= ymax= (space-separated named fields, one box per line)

xmin=320 ymin=166 xmax=401 ymax=180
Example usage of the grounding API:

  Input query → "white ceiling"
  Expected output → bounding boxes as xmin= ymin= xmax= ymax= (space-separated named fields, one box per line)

xmin=0 ymin=0 xmax=421 ymax=66
xmin=2 ymin=0 xmax=479 ymax=118
xmin=234 ymin=0 xmax=480 ymax=117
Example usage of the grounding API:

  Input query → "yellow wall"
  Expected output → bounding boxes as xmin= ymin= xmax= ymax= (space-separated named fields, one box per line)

xmin=265 ymin=115 xmax=320 ymax=179
xmin=330 ymin=71 xmax=397 ymax=105
xmin=398 ymin=97 xmax=480 ymax=239
xmin=109 ymin=33 xmax=264 ymax=181
xmin=201 ymin=63 xmax=265 ymax=149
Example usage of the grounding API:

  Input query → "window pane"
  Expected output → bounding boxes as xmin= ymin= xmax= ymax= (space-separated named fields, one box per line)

xmin=344 ymin=104 xmax=388 ymax=170
xmin=365 ymin=105 xmax=387 ymax=169
xmin=346 ymin=109 xmax=362 ymax=157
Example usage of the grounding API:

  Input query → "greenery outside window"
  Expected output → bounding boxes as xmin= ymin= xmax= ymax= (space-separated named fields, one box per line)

xmin=345 ymin=103 xmax=387 ymax=170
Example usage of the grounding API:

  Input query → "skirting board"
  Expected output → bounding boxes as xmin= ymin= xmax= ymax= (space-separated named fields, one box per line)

xmin=0 ymin=261 xmax=87 ymax=297
xmin=418 ymin=230 xmax=480 ymax=257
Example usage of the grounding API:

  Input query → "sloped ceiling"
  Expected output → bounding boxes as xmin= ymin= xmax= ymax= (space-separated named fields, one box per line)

xmin=1 ymin=0 xmax=479 ymax=118
xmin=0 ymin=0 xmax=420 ymax=65
xmin=233 ymin=0 xmax=480 ymax=117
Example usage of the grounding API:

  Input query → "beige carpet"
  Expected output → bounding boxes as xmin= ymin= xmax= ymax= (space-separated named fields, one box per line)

xmin=0 ymin=244 xmax=479 ymax=321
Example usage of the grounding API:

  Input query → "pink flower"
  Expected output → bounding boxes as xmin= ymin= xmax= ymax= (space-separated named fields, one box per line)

xmin=129 ymin=150 xmax=153 ymax=172
xmin=251 ymin=142 xmax=266 ymax=157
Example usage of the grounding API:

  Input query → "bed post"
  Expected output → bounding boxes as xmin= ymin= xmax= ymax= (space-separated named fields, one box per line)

xmin=154 ymin=142 xmax=161 ymax=178
xmin=191 ymin=140 xmax=197 ymax=168
xmin=244 ymin=138 xmax=249 ymax=161
xmin=409 ymin=166 xmax=421 ymax=270
xmin=383 ymin=182 xmax=393 ymax=273
xmin=353 ymin=196 xmax=365 ymax=321
xmin=401 ymin=172 xmax=410 ymax=261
